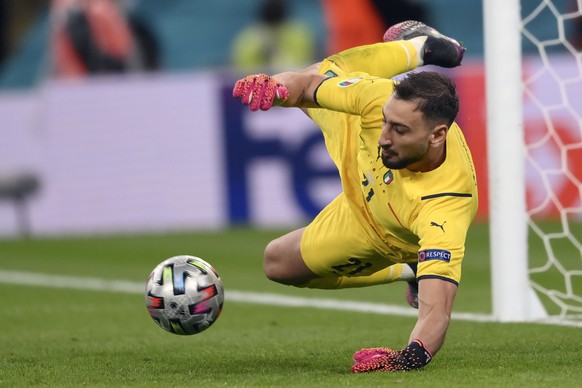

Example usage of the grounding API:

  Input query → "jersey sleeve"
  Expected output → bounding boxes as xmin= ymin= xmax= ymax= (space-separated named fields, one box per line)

xmin=411 ymin=195 xmax=475 ymax=285
xmin=315 ymin=73 xmax=393 ymax=126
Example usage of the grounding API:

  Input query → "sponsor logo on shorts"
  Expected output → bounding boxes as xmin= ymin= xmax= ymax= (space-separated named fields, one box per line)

xmin=338 ymin=77 xmax=363 ymax=87
xmin=418 ymin=249 xmax=451 ymax=263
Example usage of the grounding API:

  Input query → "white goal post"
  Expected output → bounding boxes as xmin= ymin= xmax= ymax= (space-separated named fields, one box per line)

xmin=484 ymin=0 xmax=547 ymax=322
xmin=484 ymin=0 xmax=582 ymax=324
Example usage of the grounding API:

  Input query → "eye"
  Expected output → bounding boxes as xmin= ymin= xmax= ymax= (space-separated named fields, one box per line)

xmin=392 ymin=125 xmax=406 ymax=135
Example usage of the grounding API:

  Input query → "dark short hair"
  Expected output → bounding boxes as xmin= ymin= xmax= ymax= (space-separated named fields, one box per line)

xmin=393 ymin=71 xmax=459 ymax=127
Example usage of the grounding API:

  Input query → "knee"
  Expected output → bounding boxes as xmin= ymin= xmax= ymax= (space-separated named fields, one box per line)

xmin=263 ymin=239 xmax=289 ymax=284
xmin=263 ymin=229 xmax=315 ymax=286
xmin=264 ymin=238 xmax=311 ymax=285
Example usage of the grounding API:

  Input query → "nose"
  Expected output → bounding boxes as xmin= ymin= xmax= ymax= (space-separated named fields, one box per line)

xmin=378 ymin=132 xmax=391 ymax=148
xmin=378 ymin=123 xmax=392 ymax=144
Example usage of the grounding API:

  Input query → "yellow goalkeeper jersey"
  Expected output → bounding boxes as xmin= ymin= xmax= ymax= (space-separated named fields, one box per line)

xmin=308 ymin=62 xmax=478 ymax=283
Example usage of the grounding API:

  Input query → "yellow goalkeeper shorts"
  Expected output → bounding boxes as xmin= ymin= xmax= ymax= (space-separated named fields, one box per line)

xmin=300 ymin=192 xmax=417 ymax=278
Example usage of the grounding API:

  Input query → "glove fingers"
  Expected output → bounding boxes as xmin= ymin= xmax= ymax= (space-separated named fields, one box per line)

xmin=232 ymin=75 xmax=259 ymax=107
xmin=233 ymin=77 xmax=254 ymax=103
xmin=257 ymin=83 xmax=289 ymax=110
xmin=353 ymin=347 xmax=393 ymax=362
xmin=233 ymin=74 xmax=288 ymax=112
xmin=351 ymin=355 xmax=398 ymax=373
xmin=259 ymin=81 xmax=274 ymax=111
xmin=250 ymin=76 xmax=268 ymax=112
xmin=232 ymin=79 xmax=245 ymax=98
xmin=273 ymin=85 xmax=289 ymax=105
xmin=242 ymin=78 xmax=258 ymax=107
xmin=258 ymin=75 xmax=276 ymax=111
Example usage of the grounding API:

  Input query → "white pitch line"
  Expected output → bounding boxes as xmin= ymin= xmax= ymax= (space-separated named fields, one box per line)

xmin=3 ymin=269 xmax=580 ymax=327
xmin=0 ymin=270 xmax=144 ymax=294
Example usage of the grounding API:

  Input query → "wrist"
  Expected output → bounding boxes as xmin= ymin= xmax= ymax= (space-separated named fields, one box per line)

xmin=398 ymin=339 xmax=433 ymax=370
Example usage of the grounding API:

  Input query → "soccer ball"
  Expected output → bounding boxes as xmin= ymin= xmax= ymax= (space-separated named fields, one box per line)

xmin=145 ymin=255 xmax=224 ymax=335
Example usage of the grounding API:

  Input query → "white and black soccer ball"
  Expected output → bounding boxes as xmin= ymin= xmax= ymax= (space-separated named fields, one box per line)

xmin=145 ymin=255 xmax=224 ymax=335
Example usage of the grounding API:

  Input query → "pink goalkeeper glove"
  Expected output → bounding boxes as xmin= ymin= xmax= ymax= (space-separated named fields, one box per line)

xmin=351 ymin=340 xmax=432 ymax=373
xmin=232 ymin=74 xmax=289 ymax=112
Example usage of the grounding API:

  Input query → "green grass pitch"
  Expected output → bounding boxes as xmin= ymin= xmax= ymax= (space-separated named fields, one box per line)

xmin=1 ymin=222 xmax=582 ymax=386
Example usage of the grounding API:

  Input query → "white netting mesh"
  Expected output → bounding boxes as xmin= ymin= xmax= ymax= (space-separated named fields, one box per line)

xmin=520 ymin=0 xmax=582 ymax=321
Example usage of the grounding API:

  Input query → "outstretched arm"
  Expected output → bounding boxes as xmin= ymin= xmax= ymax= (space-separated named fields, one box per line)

xmin=232 ymin=39 xmax=420 ymax=112
xmin=410 ymin=278 xmax=457 ymax=353
xmin=232 ymin=71 xmax=327 ymax=111
xmin=273 ymin=71 xmax=326 ymax=108
xmin=351 ymin=278 xmax=457 ymax=372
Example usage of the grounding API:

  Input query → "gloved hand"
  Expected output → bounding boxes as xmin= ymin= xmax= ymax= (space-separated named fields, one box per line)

xmin=232 ymin=74 xmax=289 ymax=112
xmin=351 ymin=340 xmax=432 ymax=372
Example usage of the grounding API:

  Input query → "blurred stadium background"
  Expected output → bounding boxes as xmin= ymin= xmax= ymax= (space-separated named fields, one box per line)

xmin=1 ymin=0 xmax=579 ymax=237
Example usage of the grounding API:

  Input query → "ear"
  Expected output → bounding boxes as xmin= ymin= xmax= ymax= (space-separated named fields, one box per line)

xmin=429 ymin=124 xmax=449 ymax=145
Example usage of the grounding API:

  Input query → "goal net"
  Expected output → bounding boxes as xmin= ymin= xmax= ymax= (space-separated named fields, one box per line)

xmin=484 ymin=0 xmax=582 ymax=325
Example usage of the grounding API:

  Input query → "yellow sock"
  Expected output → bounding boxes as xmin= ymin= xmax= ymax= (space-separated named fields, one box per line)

xmin=325 ymin=39 xmax=424 ymax=79
xmin=297 ymin=263 xmax=415 ymax=290
xmin=407 ymin=36 xmax=428 ymax=66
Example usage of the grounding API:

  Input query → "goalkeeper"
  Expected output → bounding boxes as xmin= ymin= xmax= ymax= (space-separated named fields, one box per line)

xmin=232 ymin=21 xmax=478 ymax=372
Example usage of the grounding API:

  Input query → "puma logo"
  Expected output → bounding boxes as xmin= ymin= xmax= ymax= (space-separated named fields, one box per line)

xmin=431 ymin=221 xmax=446 ymax=233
